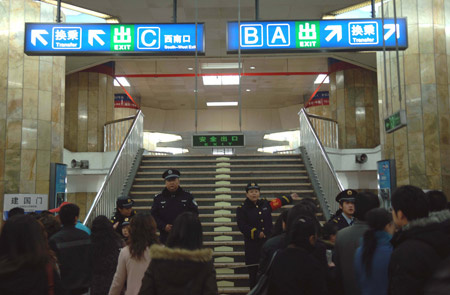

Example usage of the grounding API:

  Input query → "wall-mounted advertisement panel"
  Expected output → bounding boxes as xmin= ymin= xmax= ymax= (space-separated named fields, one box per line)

xmin=25 ymin=23 xmax=205 ymax=56
xmin=227 ymin=18 xmax=407 ymax=53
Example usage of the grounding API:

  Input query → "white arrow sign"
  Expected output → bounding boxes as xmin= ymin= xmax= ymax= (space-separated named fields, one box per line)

xmin=324 ymin=25 xmax=342 ymax=42
xmin=88 ymin=30 xmax=105 ymax=46
xmin=384 ymin=24 xmax=400 ymax=40
xmin=31 ymin=29 xmax=48 ymax=46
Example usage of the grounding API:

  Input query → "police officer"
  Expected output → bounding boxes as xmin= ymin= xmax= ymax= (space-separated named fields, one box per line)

xmin=111 ymin=196 xmax=136 ymax=237
xmin=236 ymin=182 xmax=299 ymax=289
xmin=151 ymin=168 xmax=199 ymax=244
xmin=327 ymin=189 xmax=358 ymax=231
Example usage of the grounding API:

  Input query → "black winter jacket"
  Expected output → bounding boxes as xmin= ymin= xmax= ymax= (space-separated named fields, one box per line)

xmin=388 ymin=210 xmax=450 ymax=295
xmin=49 ymin=225 xmax=92 ymax=293
xmin=267 ymin=247 xmax=328 ymax=295
xmin=138 ymin=244 xmax=218 ymax=295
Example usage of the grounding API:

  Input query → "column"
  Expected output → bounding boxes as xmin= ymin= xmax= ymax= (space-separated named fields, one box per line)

xmin=0 ymin=0 xmax=65 ymax=215
xmin=377 ymin=0 xmax=450 ymax=196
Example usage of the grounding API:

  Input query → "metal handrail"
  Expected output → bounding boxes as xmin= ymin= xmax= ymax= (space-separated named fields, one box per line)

xmin=84 ymin=110 xmax=144 ymax=227
xmin=299 ymin=108 xmax=343 ymax=218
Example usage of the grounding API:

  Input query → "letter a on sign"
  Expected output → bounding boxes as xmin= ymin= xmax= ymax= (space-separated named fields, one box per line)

xmin=272 ymin=27 xmax=286 ymax=43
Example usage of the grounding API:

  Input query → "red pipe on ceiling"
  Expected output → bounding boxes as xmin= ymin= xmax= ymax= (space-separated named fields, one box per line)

xmin=116 ymin=71 xmax=328 ymax=78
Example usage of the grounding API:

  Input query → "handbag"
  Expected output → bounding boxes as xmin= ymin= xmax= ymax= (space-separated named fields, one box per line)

xmin=247 ymin=250 xmax=279 ymax=295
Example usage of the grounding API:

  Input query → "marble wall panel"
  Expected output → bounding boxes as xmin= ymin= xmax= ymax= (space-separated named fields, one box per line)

xmin=22 ymin=119 xmax=38 ymax=150
xmin=36 ymin=150 xmax=50 ymax=181
xmin=6 ymin=118 xmax=22 ymax=150
xmin=4 ymin=149 xmax=20 ymax=192
xmin=38 ymin=90 xmax=52 ymax=121
xmin=0 ymin=149 xmax=4 ymax=181
xmin=37 ymin=120 xmax=51 ymax=151
xmin=39 ymin=61 xmax=53 ymax=92
xmin=20 ymin=149 xmax=36 ymax=182
xmin=23 ymin=57 xmax=39 ymax=90
xmin=7 ymin=88 xmax=23 ymax=120
xmin=425 ymin=147 xmax=441 ymax=175
xmin=420 ymin=54 xmax=437 ymax=84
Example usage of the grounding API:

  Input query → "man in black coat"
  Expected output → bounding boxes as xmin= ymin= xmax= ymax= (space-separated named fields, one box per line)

xmin=388 ymin=185 xmax=450 ymax=295
xmin=327 ymin=189 xmax=358 ymax=231
xmin=49 ymin=203 xmax=91 ymax=295
xmin=151 ymin=169 xmax=199 ymax=244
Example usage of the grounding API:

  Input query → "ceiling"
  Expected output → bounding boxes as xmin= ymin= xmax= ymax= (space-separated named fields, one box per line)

xmin=64 ymin=0 xmax=377 ymax=110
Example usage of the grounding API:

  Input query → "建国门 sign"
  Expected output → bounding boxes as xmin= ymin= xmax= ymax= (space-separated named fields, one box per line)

xmin=3 ymin=194 xmax=48 ymax=220
xmin=193 ymin=134 xmax=244 ymax=147
xmin=227 ymin=18 xmax=407 ymax=52
xmin=25 ymin=23 xmax=205 ymax=56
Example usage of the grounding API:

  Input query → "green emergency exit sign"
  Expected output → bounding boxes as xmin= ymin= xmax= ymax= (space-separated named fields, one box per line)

xmin=384 ymin=110 xmax=407 ymax=133
xmin=193 ymin=134 xmax=244 ymax=147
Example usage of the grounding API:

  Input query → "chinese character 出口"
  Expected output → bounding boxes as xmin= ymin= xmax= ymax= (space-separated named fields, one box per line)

xmin=298 ymin=23 xmax=317 ymax=40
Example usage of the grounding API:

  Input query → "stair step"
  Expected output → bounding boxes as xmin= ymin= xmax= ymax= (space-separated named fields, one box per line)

xmin=137 ymin=170 xmax=306 ymax=176
xmin=205 ymin=241 xmax=244 ymax=246
xmin=139 ymin=164 xmax=304 ymax=169
xmin=134 ymin=176 xmax=309 ymax=181
xmin=216 ymin=274 xmax=248 ymax=280
xmin=133 ymin=183 xmax=311 ymax=189
xmin=214 ymin=262 xmax=246 ymax=268
xmin=204 ymin=231 xmax=242 ymax=236
xmin=133 ymin=199 xmax=313 ymax=204
xmin=142 ymin=158 xmax=301 ymax=164
xmin=130 ymin=190 xmax=314 ymax=195
xmin=143 ymin=153 xmax=299 ymax=158
xmin=219 ymin=287 xmax=250 ymax=294
xmin=213 ymin=251 xmax=245 ymax=256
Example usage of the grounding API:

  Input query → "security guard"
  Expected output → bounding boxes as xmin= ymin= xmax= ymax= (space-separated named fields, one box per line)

xmin=111 ymin=196 xmax=136 ymax=237
xmin=327 ymin=189 xmax=358 ymax=231
xmin=151 ymin=168 xmax=199 ymax=244
xmin=236 ymin=182 xmax=298 ymax=289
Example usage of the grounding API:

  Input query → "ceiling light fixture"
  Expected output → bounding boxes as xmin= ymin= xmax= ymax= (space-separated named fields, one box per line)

xmin=246 ymin=89 xmax=251 ymax=92
xmin=314 ymin=74 xmax=329 ymax=84
xmin=114 ymin=77 xmax=130 ymax=87
xmin=207 ymin=102 xmax=238 ymax=107
xmin=202 ymin=75 xmax=240 ymax=86
xmin=188 ymin=67 xmax=194 ymax=71
xmin=250 ymin=66 xmax=256 ymax=70
xmin=201 ymin=63 xmax=240 ymax=70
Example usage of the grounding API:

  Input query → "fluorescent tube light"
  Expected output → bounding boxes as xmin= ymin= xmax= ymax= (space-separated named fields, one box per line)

xmin=201 ymin=63 xmax=240 ymax=70
xmin=314 ymin=74 xmax=329 ymax=84
xmin=207 ymin=102 xmax=238 ymax=107
xmin=202 ymin=75 xmax=240 ymax=86
xmin=114 ymin=77 xmax=130 ymax=87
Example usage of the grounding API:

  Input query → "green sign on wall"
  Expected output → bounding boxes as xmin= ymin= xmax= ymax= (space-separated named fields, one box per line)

xmin=384 ymin=110 xmax=407 ymax=133
xmin=193 ymin=134 xmax=244 ymax=147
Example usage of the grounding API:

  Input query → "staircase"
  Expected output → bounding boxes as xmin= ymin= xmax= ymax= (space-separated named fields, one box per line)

xmin=130 ymin=153 xmax=322 ymax=295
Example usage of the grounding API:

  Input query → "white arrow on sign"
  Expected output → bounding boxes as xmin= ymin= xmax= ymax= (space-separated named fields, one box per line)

xmin=384 ymin=24 xmax=400 ymax=40
xmin=88 ymin=30 xmax=105 ymax=46
xmin=31 ymin=29 xmax=48 ymax=46
xmin=324 ymin=25 xmax=342 ymax=42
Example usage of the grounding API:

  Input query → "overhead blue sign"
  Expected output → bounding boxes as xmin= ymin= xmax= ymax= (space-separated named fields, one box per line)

xmin=227 ymin=18 xmax=407 ymax=52
xmin=25 ymin=23 xmax=205 ymax=55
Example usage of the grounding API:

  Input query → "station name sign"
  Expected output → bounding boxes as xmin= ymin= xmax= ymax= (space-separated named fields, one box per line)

xmin=25 ymin=23 xmax=205 ymax=56
xmin=227 ymin=18 xmax=407 ymax=53
xmin=193 ymin=134 xmax=244 ymax=147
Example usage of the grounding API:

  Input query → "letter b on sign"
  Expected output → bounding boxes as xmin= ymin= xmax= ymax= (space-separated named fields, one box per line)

xmin=240 ymin=24 xmax=263 ymax=47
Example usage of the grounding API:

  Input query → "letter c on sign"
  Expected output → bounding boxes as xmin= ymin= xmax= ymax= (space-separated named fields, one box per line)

xmin=141 ymin=29 xmax=157 ymax=47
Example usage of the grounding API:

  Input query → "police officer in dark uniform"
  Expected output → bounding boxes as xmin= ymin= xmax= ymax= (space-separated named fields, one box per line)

xmin=111 ymin=195 xmax=136 ymax=237
xmin=236 ymin=182 xmax=298 ymax=289
xmin=327 ymin=189 xmax=358 ymax=231
xmin=151 ymin=168 xmax=199 ymax=244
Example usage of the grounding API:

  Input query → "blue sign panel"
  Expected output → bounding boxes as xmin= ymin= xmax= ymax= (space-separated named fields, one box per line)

xmin=227 ymin=18 xmax=407 ymax=52
xmin=25 ymin=23 xmax=205 ymax=55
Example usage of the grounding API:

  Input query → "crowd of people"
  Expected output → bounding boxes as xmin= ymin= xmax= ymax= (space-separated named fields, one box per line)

xmin=0 ymin=166 xmax=449 ymax=295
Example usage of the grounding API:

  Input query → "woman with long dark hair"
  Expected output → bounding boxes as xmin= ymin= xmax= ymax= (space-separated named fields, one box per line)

xmin=0 ymin=214 xmax=66 ymax=295
xmin=138 ymin=212 xmax=218 ymax=295
xmin=90 ymin=215 xmax=124 ymax=295
xmin=354 ymin=208 xmax=395 ymax=295
xmin=110 ymin=213 xmax=159 ymax=295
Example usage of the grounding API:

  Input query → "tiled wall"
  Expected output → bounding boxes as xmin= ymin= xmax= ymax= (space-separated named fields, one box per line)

xmin=309 ymin=68 xmax=379 ymax=149
xmin=65 ymin=72 xmax=115 ymax=152
xmin=377 ymin=0 xmax=450 ymax=195
xmin=0 ymin=0 xmax=65 ymax=216
xmin=67 ymin=192 xmax=97 ymax=221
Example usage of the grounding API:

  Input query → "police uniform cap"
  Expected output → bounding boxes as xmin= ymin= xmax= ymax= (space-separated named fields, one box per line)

xmin=335 ymin=189 xmax=358 ymax=203
xmin=117 ymin=196 xmax=135 ymax=209
xmin=246 ymin=182 xmax=260 ymax=192
xmin=162 ymin=169 xmax=181 ymax=180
